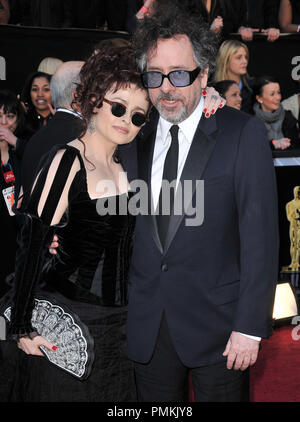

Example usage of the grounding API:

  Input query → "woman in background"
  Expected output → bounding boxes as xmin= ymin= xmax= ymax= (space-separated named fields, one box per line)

xmin=0 ymin=90 xmax=31 ymax=297
xmin=215 ymin=39 xmax=254 ymax=113
xmin=213 ymin=80 xmax=242 ymax=110
xmin=253 ymin=76 xmax=299 ymax=150
xmin=279 ymin=0 xmax=300 ymax=33
xmin=21 ymin=71 xmax=53 ymax=133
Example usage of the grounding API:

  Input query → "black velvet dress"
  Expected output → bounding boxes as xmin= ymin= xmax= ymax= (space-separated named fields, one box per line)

xmin=0 ymin=144 xmax=136 ymax=402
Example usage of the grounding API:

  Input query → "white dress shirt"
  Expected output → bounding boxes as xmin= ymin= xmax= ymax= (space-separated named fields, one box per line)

xmin=151 ymin=97 xmax=204 ymax=210
xmin=151 ymin=97 xmax=261 ymax=343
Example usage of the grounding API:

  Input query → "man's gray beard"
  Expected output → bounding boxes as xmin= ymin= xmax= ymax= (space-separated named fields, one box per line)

xmin=155 ymin=102 xmax=188 ymax=124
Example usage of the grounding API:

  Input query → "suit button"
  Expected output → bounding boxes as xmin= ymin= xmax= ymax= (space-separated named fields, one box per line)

xmin=161 ymin=264 xmax=168 ymax=272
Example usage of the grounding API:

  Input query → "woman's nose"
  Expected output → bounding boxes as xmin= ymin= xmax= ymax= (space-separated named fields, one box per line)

xmin=0 ymin=115 xmax=7 ymax=125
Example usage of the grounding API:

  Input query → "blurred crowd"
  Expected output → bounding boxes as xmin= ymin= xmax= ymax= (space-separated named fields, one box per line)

xmin=0 ymin=0 xmax=299 ymax=35
xmin=0 ymin=0 xmax=300 ymax=293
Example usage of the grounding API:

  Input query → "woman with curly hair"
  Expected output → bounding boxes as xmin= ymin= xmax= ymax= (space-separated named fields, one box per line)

xmin=0 ymin=45 xmax=150 ymax=402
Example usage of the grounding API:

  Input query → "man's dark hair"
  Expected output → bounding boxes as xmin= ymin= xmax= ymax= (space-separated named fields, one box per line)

xmin=132 ymin=5 xmax=218 ymax=76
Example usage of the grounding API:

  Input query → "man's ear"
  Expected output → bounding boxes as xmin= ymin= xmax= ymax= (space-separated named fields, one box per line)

xmin=200 ymin=67 xmax=209 ymax=89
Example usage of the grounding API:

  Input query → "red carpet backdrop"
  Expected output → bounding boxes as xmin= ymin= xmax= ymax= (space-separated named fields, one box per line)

xmin=250 ymin=325 xmax=300 ymax=402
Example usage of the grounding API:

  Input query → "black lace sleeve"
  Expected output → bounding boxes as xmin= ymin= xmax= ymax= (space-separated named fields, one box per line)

xmin=8 ymin=145 xmax=82 ymax=339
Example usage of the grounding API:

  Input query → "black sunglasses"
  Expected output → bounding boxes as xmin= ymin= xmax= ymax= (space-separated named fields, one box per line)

xmin=141 ymin=67 xmax=201 ymax=89
xmin=102 ymin=98 xmax=149 ymax=127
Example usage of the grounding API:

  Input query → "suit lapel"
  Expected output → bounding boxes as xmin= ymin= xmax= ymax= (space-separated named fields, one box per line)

xmin=136 ymin=112 xmax=164 ymax=254
xmin=164 ymin=113 xmax=218 ymax=253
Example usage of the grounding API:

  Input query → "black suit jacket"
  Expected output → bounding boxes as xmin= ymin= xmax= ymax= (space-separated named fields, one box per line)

xmin=21 ymin=110 xmax=83 ymax=195
xmin=120 ymin=106 xmax=279 ymax=367
xmin=246 ymin=0 xmax=280 ymax=29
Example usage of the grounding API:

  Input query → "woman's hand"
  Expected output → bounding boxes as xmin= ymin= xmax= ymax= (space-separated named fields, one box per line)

xmin=48 ymin=103 xmax=56 ymax=116
xmin=238 ymin=26 xmax=260 ymax=42
xmin=136 ymin=0 xmax=155 ymax=19
xmin=203 ymin=86 xmax=226 ymax=118
xmin=210 ymin=16 xmax=223 ymax=34
xmin=261 ymin=28 xmax=280 ymax=42
xmin=273 ymin=138 xmax=291 ymax=149
xmin=49 ymin=234 xmax=59 ymax=255
xmin=18 ymin=335 xmax=57 ymax=356
xmin=0 ymin=127 xmax=17 ymax=147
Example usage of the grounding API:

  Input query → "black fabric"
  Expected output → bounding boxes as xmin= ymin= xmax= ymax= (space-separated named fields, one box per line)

xmin=1 ymin=143 xmax=136 ymax=401
xmin=134 ymin=314 xmax=247 ymax=402
xmin=291 ymin=0 xmax=300 ymax=23
xmin=25 ymin=109 xmax=53 ymax=138
xmin=71 ymin=0 xmax=127 ymax=30
xmin=191 ymin=0 xmax=247 ymax=35
xmin=21 ymin=111 xmax=83 ymax=197
xmin=245 ymin=0 xmax=280 ymax=29
xmin=282 ymin=110 xmax=300 ymax=148
xmin=0 ymin=293 xmax=136 ymax=402
xmin=9 ymin=0 xmax=73 ymax=27
xmin=123 ymin=107 xmax=279 ymax=367
xmin=0 ymin=148 xmax=20 ymax=298
xmin=241 ymin=78 xmax=255 ymax=114
xmin=156 ymin=125 xmax=179 ymax=248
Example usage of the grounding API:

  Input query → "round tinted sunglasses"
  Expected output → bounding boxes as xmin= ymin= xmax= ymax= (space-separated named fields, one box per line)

xmin=102 ymin=98 xmax=149 ymax=127
xmin=141 ymin=67 xmax=201 ymax=89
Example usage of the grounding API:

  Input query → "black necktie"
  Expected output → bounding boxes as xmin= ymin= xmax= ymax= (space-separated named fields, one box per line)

xmin=156 ymin=125 xmax=179 ymax=247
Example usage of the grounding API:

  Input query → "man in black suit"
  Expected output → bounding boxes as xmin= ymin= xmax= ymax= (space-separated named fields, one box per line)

xmin=20 ymin=61 xmax=84 ymax=195
xmin=120 ymin=8 xmax=279 ymax=402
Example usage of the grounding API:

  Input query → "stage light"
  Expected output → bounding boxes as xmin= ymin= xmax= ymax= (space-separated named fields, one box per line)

xmin=272 ymin=282 xmax=299 ymax=321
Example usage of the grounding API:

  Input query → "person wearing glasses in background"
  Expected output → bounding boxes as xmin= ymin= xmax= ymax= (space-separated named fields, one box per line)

xmin=117 ymin=6 xmax=279 ymax=402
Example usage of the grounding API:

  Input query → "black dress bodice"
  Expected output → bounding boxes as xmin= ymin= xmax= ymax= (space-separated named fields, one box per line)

xmin=8 ymin=144 xmax=135 ymax=337
xmin=44 ymin=189 xmax=135 ymax=307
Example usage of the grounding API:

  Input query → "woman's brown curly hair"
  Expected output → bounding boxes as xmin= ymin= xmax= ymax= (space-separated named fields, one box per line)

xmin=74 ymin=43 xmax=147 ymax=136
xmin=72 ymin=43 xmax=148 ymax=165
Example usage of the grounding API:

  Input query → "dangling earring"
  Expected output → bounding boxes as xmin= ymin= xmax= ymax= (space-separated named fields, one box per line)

xmin=88 ymin=118 xmax=95 ymax=134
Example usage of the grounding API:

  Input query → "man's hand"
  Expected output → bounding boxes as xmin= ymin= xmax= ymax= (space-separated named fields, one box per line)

xmin=223 ymin=331 xmax=259 ymax=371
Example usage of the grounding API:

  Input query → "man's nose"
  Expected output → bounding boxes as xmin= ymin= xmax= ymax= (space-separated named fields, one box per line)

xmin=160 ymin=76 xmax=175 ymax=93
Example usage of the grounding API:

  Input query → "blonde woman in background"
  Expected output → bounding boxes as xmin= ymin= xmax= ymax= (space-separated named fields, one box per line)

xmin=214 ymin=39 xmax=255 ymax=113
